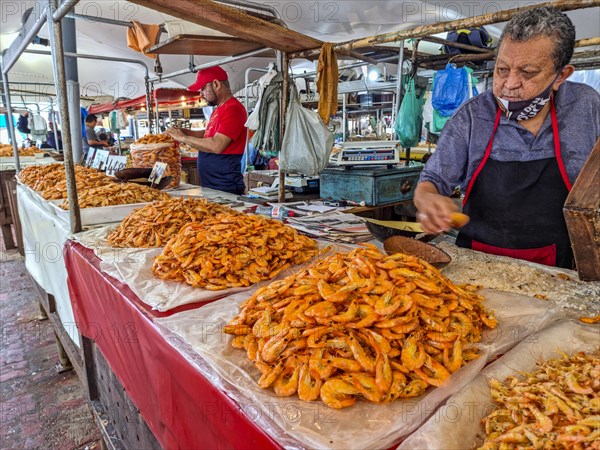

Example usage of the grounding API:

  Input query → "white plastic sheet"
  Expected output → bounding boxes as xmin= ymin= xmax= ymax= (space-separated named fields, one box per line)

xmin=399 ymin=320 xmax=599 ymax=450
xmin=17 ymin=184 xmax=80 ymax=346
xmin=155 ymin=289 xmax=560 ymax=449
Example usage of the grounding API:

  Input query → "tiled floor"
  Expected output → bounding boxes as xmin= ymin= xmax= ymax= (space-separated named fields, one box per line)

xmin=1 ymin=231 xmax=101 ymax=449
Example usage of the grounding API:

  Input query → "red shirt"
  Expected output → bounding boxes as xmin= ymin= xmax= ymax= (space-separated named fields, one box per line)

xmin=204 ymin=97 xmax=247 ymax=154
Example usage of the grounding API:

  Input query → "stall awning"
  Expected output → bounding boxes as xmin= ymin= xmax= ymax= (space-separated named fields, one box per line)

xmin=87 ymin=88 xmax=202 ymax=114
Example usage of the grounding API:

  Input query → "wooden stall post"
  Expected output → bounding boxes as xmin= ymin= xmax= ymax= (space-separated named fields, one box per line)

xmin=564 ymin=138 xmax=600 ymax=281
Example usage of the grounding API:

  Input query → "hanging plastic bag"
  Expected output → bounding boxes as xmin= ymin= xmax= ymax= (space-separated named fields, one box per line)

xmin=432 ymin=64 xmax=469 ymax=117
xmin=280 ymin=85 xmax=333 ymax=176
xmin=395 ymin=77 xmax=423 ymax=148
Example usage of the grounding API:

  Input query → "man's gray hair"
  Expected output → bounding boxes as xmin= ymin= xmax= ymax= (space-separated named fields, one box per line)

xmin=500 ymin=6 xmax=575 ymax=71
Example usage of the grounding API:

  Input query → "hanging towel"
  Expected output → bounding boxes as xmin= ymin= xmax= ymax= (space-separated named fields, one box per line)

xmin=127 ymin=20 xmax=161 ymax=59
xmin=316 ymin=42 xmax=338 ymax=125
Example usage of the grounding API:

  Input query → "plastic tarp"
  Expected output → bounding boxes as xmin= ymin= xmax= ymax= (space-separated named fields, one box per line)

xmin=399 ymin=319 xmax=599 ymax=449
xmin=64 ymin=241 xmax=280 ymax=449
xmin=155 ymin=288 xmax=559 ymax=450
xmin=16 ymin=183 xmax=80 ymax=346
xmin=88 ymin=88 xmax=202 ymax=114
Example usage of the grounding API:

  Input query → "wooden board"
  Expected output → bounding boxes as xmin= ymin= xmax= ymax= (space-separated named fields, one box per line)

xmin=147 ymin=34 xmax=273 ymax=56
xmin=128 ymin=0 xmax=323 ymax=53
xmin=564 ymin=137 xmax=600 ymax=281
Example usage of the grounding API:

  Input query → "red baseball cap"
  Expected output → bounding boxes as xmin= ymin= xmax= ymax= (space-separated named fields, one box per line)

xmin=188 ymin=66 xmax=228 ymax=91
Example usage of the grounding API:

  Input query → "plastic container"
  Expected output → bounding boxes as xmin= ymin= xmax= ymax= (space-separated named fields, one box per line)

xmin=255 ymin=205 xmax=295 ymax=219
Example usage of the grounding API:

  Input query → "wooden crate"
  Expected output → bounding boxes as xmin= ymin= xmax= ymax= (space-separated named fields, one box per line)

xmin=563 ymin=138 xmax=600 ymax=281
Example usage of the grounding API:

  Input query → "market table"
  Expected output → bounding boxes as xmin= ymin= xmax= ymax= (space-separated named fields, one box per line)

xmin=64 ymin=240 xmax=281 ymax=450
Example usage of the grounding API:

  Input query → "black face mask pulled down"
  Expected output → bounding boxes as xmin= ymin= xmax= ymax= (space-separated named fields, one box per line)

xmin=495 ymin=78 xmax=556 ymax=121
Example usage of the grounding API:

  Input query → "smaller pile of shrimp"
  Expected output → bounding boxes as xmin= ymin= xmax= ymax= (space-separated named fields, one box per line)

xmin=224 ymin=244 xmax=497 ymax=409
xmin=152 ymin=213 xmax=318 ymax=290
xmin=478 ymin=352 xmax=600 ymax=449
xmin=107 ymin=197 xmax=237 ymax=248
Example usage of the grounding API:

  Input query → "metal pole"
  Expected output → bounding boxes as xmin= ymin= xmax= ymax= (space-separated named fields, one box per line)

xmin=23 ymin=50 xmax=149 ymax=77
xmin=342 ymin=93 xmax=346 ymax=141
xmin=155 ymin=97 xmax=160 ymax=134
xmin=145 ymin=77 xmax=153 ymax=135
xmin=50 ymin=99 xmax=60 ymax=151
xmin=62 ymin=15 xmax=83 ymax=162
xmin=1 ymin=70 xmax=20 ymax=172
xmin=391 ymin=41 xmax=405 ymax=140
xmin=47 ymin=0 xmax=81 ymax=233
xmin=53 ymin=0 xmax=79 ymax=21
xmin=150 ymin=48 xmax=270 ymax=83
xmin=277 ymin=52 xmax=288 ymax=204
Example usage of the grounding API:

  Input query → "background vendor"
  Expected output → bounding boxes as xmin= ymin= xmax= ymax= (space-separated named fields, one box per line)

xmin=165 ymin=66 xmax=247 ymax=195
xmin=414 ymin=6 xmax=600 ymax=269
xmin=83 ymin=114 xmax=110 ymax=157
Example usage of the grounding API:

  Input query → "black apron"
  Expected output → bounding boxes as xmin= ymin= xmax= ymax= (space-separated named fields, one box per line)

xmin=456 ymin=99 xmax=574 ymax=268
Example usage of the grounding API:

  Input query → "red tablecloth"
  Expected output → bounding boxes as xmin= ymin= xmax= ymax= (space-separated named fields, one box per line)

xmin=64 ymin=241 xmax=280 ymax=450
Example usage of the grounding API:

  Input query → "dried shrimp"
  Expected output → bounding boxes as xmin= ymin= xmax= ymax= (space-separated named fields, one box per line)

xmin=224 ymin=244 xmax=497 ymax=409
xmin=60 ymin=182 xmax=169 ymax=209
xmin=478 ymin=352 xmax=600 ymax=449
xmin=107 ymin=197 xmax=237 ymax=248
xmin=152 ymin=213 xmax=318 ymax=290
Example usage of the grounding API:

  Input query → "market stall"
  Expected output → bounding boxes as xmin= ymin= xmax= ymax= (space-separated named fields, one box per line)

xmin=2 ymin=0 xmax=600 ymax=449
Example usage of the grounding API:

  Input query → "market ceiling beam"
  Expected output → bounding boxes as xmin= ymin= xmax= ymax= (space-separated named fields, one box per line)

xmin=290 ymin=0 xmax=600 ymax=59
xmin=575 ymin=37 xmax=600 ymax=47
xmin=127 ymin=0 xmax=323 ymax=53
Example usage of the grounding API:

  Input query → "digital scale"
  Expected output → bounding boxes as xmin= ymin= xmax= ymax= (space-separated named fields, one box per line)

xmin=329 ymin=140 xmax=401 ymax=168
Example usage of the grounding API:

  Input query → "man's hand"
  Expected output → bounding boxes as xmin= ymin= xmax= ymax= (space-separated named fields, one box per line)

xmin=414 ymin=182 xmax=459 ymax=235
xmin=165 ymin=127 xmax=186 ymax=142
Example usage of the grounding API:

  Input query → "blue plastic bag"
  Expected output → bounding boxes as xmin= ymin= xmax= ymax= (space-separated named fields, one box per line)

xmin=432 ymin=64 xmax=469 ymax=117
xmin=395 ymin=77 xmax=423 ymax=148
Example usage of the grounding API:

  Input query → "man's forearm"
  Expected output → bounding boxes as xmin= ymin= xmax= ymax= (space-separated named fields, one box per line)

xmin=179 ymin=135 xmax=223 ymax=154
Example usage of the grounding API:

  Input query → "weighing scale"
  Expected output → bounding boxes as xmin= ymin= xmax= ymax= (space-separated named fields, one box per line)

xmin=329 ymin=140 xmax=401 ymax=168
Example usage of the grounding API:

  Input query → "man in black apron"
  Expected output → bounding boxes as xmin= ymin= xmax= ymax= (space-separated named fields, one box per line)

xmin=414 ymin=7 xmax=600 ymax=269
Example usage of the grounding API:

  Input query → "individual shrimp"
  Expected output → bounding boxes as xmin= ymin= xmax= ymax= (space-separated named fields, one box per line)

xmin=317 ymin=279 xmax=351 ymax=303
xmin=261 ymin=329 xmax=294 ymax=363
xmin=330 ymin=357 xmax=363 ymax=372
xmin=375 ymin=353 xmax=392 ymax=393
xmin=309 ymin=348 xmax=336 ymax=381
xmin=401 ymin=332 xmax=427 ymax=371
xmin=442 ymin=338 xmax=463 ymax=373
xmin=257 ymin=360 xmax=285 ymax=388
xmin=305 ymin=301 xmax=338 ymax=318
xmin=298 ymin=360 xmax=322 ymax=401
xmin=384 ymin=370 xmax=408 ymax=402
xmin=343 ymin=373 xmax=384 ymax=403
xmin=331 ymin=301 xmax=359 ymax=323
xmin=320 ymin=378 xmax=360 ymax=409
xmin=400 ymin=377 xmax=428 ymax=397
xmin=347 ymin=332 xmax=376 ymax=373
xmin=414 ymin=354 xmax=451 ymax=387
xmin=273 ymin=360 xmax=301 ymax=397
xmin=346 ymin=304 xmax=379 ymax=329
xmin=360 ymin=329 xmax=391 ymax=354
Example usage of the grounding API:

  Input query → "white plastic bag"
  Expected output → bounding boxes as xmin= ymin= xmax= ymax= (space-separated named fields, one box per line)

xmin=280 ymin=85 xmax=333 ymax=176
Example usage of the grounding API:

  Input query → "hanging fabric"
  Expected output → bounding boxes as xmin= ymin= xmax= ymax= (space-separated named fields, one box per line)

xmin=127 ymin=21 xmax=161 ymax=59
xmin=316 ymin=42 xmax=338 ymax=125
xmin=245 ymin=63 xmax=278 ymax=131
xmin=250 ymin=72 xmax=283 ymax=158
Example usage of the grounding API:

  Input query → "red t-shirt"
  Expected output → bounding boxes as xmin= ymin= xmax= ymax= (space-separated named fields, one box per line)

xmin=203 ymin=97 xmax=247 ymax=154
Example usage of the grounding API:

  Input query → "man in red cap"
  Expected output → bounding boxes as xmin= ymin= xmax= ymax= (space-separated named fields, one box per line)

xmin=166 ymin=65 xmax=247 ymax=194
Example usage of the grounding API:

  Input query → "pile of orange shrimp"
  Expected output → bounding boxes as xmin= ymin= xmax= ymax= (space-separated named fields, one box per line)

xmin=19 ymin=163 xmax=113 ymax=199
xmin=478 ymin=352 xmax=600 ymax=449
xmin=152 ymin=213 xmax=318 ymax=290
xmin=60 ymin=182 xmax=169 ymax=209
xmin=107 ymin=197 xmax=237 ymax=248
xmin=224 ymin=244 xmax=497 ymax=409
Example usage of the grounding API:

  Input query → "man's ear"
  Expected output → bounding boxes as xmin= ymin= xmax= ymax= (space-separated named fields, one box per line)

xmin=212 ymin=79 xmax=222 ymax=91
xmin=553 ymin=64 xmax=575 ymax=90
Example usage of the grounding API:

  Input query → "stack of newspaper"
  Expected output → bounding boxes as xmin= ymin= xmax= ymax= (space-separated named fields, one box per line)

xmin=286 ymin=213 xmax=372 ymax=243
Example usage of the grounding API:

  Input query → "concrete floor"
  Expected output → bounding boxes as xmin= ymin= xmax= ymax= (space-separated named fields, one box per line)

xmin=0 ymin=231 xmax=101 ymax=449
